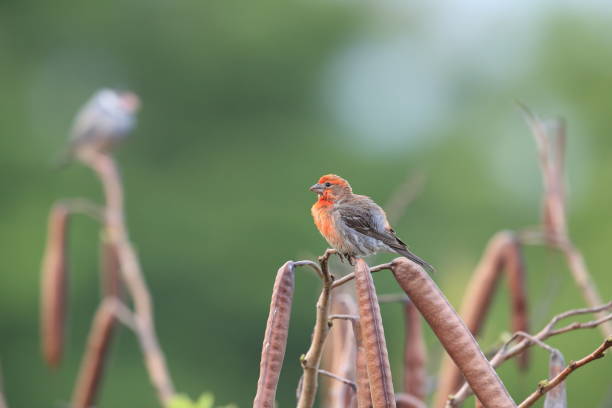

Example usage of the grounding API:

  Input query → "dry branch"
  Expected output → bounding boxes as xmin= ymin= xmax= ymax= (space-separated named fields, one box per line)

xmin=518 ymin=337 xmax=612 ymax=408
xmin=436 ymin=231 xmax=527 ymax=407
xmin=253 ymin=261 xmax=295 ymax=408
xmin=80 ymin=152 xmax=175 ymax=405
xmin=40 ymin=204 xmax=70 ymax=368
xmin=447 ymin=301 xmax=612 ymax=406
xmin=296 ymin=249 xmax=336 ymax=408
xmin=521 ymin=107 xmax=612 ymax=336
xmin=71 ymin=299 xmax=117 ymax=408
xmin=391 ymin=258 xmax=516 ymax=408
xmin=353 ymin=259 xmax=395 ymax=408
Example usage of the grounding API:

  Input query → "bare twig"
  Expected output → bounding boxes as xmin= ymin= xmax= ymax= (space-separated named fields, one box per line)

xmin=318 ymin=369 xmax=357 ymax=393
xmin=391 ymin=258 xmax=516 ymax=408
xmin=447 ymin=302 xmax=612 ymax=406
xmin=518 ymin=337 xmax=612 ymax=408
xmin=331 ymin=262 xmax=392 ymax=289
xmin=80 ymin=152 xmax=175 ymax=405
xmin=297 ymin=249 xmax=337 ymax=408
xmin=254 ymin=262 xmax=296 ymax=408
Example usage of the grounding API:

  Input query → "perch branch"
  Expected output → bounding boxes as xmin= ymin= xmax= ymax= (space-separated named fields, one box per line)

xmin=331 ymin=262 xmax=392 ymax=289
xmin=296 ymin=249 xmax=337 ymax=408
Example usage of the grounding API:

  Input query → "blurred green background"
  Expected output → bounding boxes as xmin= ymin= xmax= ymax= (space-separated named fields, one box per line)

xmin=1 ymin=1 xmax=611 ymax=407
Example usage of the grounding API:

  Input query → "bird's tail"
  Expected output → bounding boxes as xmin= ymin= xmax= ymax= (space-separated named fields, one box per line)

xmin=396 ymin=248 xmax=435 ymax=273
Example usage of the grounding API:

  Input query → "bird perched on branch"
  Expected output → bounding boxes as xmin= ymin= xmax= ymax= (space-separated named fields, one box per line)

xmin=310 ymin=174 xmax=433 ymax=271
xmin=59 ymin=89 xmax=140 ymax=164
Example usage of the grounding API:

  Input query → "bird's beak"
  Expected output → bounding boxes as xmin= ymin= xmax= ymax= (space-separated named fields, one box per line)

xmin=309 ymin=183 xmax=325 ymax=194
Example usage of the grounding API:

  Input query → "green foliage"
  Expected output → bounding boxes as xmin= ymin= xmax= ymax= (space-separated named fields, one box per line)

xmin=169 ymin=393 xmax=237 ymax=408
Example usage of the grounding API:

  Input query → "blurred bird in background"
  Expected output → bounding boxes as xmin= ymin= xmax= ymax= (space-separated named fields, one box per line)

xmin=59 ymin=89 xmax=140 ymax=164
xmin=310 ymin=174 xmax=434 ymax=271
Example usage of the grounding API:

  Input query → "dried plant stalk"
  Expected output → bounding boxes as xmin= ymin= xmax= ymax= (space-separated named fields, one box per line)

xmin=323 ymin=294 xmax=357 ymax=407
xmin=40 ymin=204 xmax=71 ymax=368
xmin=543 ymin=351 xmax=567 ymax=408
xmin=354 ymin=259 xmax=395 ymax=408
xmin=403 ymin=300 xmax=427 ymax=401
xmin=71 ymin=299 xmax=117 ymax=408
xmin=253 ymin=261 xmax=295 ymax=408
xmin=436 ymin=231 xmax=527 ymax=407
xmin=391 ymin=258 xmax=516 ymax=408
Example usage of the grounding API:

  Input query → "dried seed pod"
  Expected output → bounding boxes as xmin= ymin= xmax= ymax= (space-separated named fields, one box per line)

xmin=40 ymin=204 xmax=71 ymax=368
xmin=71 ymin=300 xmax=117 ymax=408
xmin=436 ymin=231 xmax=528 ymax=407
xmin=253 ymin=261 xmax=295 ymax=408
xmin=353 ymin=259 xmax=395 ymax=408
xmin=543 ymin=351 xmax=566 ymax=408
xmin=100 ymin=236 xmax=122 ymax=298
xmin=504 ymin=237 xmax=529 ymax=370
xmin=351 ymin=320 xmax=372 ymax=408
xmin=323 ymin=294 xmax=358 ymax=407
xmin=403 ymin=300 xmax=427 ymax=401
xmin=391 ymin=258 xmax=515 ymax=408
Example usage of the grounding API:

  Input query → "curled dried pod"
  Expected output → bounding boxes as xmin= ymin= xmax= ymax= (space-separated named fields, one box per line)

xmin=40 ymin=204 xmax=71 ymax=367
xmin=353 ymin=259 xmax=395 ymax=408
xmin=391 ymin=258 xmax=515 ymax=408
xmin=71 ymin=299 xmax=117 ymax=408
xmin=253 ymin=261 xmax=295 ymax=408
xmin=543 ymin=351 xmax=566 ymax=408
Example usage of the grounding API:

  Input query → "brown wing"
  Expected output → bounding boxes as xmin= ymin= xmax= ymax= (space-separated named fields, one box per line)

xmin=338 ymin=204 xmax=434 ymax=272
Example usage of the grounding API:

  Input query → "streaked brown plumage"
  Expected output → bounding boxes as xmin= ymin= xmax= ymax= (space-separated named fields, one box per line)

xmin=310 ymin=174 xmax=433 ymax=271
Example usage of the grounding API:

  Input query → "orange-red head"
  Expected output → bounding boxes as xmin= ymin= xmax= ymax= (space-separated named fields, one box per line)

xmin=309 ymin=174 xmax=352 ymax=202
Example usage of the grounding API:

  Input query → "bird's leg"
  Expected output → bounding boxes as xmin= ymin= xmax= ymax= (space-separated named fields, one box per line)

xmin=347 ymin=255 xmax=356 ymax=266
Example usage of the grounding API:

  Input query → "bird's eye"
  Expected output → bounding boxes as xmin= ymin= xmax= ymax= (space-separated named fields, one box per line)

xmin=324 ymin=182 xmax=332 ymax=187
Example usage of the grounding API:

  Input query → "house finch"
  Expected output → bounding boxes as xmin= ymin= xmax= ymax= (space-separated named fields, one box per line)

xmin=60 ymin=89 xmax=140 ymax=163
xmin=310 ymin=174 xmax=433 ymax=271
